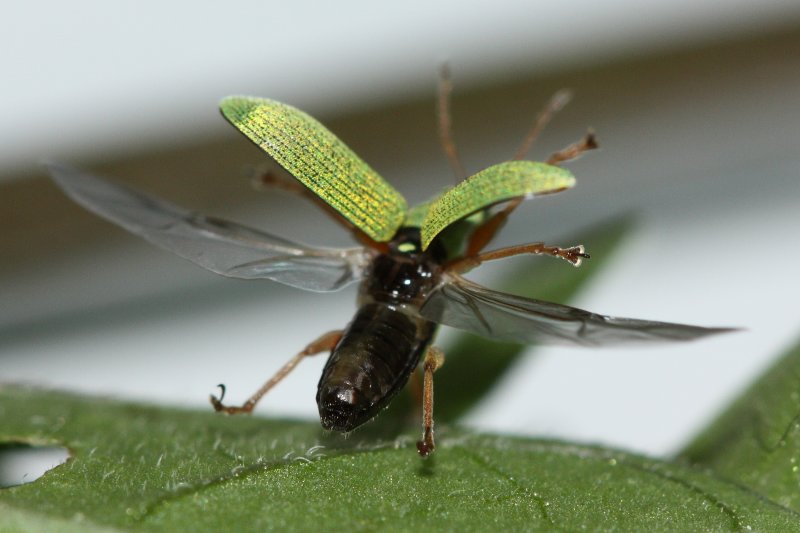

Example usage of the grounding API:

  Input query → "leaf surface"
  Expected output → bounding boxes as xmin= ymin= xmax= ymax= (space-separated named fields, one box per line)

xmin=681 ymin=337 xmax=800 ymax=512
xmin=2 ymin=386 xmax=798 ymax=532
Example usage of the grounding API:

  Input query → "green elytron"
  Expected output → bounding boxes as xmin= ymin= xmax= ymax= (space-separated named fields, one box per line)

xmin=219 ymin=96 xmax=576 ymax=248
xmin=48 ymin=77 xmax=732 ymax=456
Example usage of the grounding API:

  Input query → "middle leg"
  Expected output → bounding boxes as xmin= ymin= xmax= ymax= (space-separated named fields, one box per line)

xmin=416 ymin=346 xmax=445 ymax=457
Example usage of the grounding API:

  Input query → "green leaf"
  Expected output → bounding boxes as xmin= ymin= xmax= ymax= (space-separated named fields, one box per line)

xmin=435 ymin=216 xmax=634 ymax=422
xmin=419 ymin=161 xmax=574 ymax=250
xmin=2 ymin=385 xmax=798 ymax=531
xmin=0 ymin=504 xmax=123 ymax=533
xmin=680 ymin=336 xmax=800 ymax=511
xmin=220 ymin=96 xmax=407 ymax=242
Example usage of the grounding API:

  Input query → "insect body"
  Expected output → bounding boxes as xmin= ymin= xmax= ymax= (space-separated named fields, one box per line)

xmin=47 ymin=76 xmax=732 ymax=456
xmin=318 ymin=228 xmax=443 ymax=433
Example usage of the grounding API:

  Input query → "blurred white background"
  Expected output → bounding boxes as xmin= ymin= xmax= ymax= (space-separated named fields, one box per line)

xmin=2 ymin=0 xmax=800 ymax=458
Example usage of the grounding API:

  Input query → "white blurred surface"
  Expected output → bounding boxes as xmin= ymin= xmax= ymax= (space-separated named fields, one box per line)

xmin=3 ymin=1 xmax=800 ymax=459
xmin=4 ymin=0 xmax=800 ymax=176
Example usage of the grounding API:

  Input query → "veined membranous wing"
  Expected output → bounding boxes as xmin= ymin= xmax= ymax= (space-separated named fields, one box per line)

xmin=419 ymin=273 xmax=734 ymax=346
xmin=46 ymin=163 xmax=373 ymax=292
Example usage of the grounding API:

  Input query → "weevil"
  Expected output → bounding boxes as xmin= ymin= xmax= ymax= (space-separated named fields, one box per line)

xmin=48 ymin=70 xmax=732 ymax=456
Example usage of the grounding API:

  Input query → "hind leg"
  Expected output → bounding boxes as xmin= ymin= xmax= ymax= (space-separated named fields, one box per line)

xmin=210 ymin=330 xmax=343 ymax=414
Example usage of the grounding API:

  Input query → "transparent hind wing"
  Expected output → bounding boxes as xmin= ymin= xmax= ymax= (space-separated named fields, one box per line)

xmin=420 ymin=274 xmax=735 ymax=346
xmin=47 ymin=163 xmax=372 ymax=292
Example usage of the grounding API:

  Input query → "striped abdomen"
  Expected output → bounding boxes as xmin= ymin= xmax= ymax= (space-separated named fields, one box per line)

xmin=316 ymin=302 xmax=436 ymax=432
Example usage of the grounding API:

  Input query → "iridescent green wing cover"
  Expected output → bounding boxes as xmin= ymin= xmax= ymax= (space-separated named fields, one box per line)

xmin=220 ymin=96 xmax=407 ymax=242
xmin=420 ymin=161 xmax=575 ymax=250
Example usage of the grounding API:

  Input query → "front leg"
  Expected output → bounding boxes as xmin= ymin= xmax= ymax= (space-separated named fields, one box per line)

xmin=449 ymin=241 xmax=590 ymax=274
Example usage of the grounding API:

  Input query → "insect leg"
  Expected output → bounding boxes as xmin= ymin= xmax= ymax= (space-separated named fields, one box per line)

xmin=513 ymin=89 xmax=573 ymax=160
xmin=546 ymin=130 xmax=598 ymax=166
xmin=458 ymin=93 xmax=592 ymax=255
xmin=251 ymin=164 xmax=386 ymax=251
xmin=210 ymin=330 xmax=343 ymax=415
xmin=417 ymin=346 xmax=445 ymax=457
xmin=460 ymin=90 xmax=577 ymax=254
xmin=437 ymin=64 xmax=467 ymax=182
xmin=450 ymin=241 xmax=590 ymax=273
xmin=250 ymin=163 xmax=310 ymax=195
xmin=463 ymin=197 xmax=523 ymax=256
